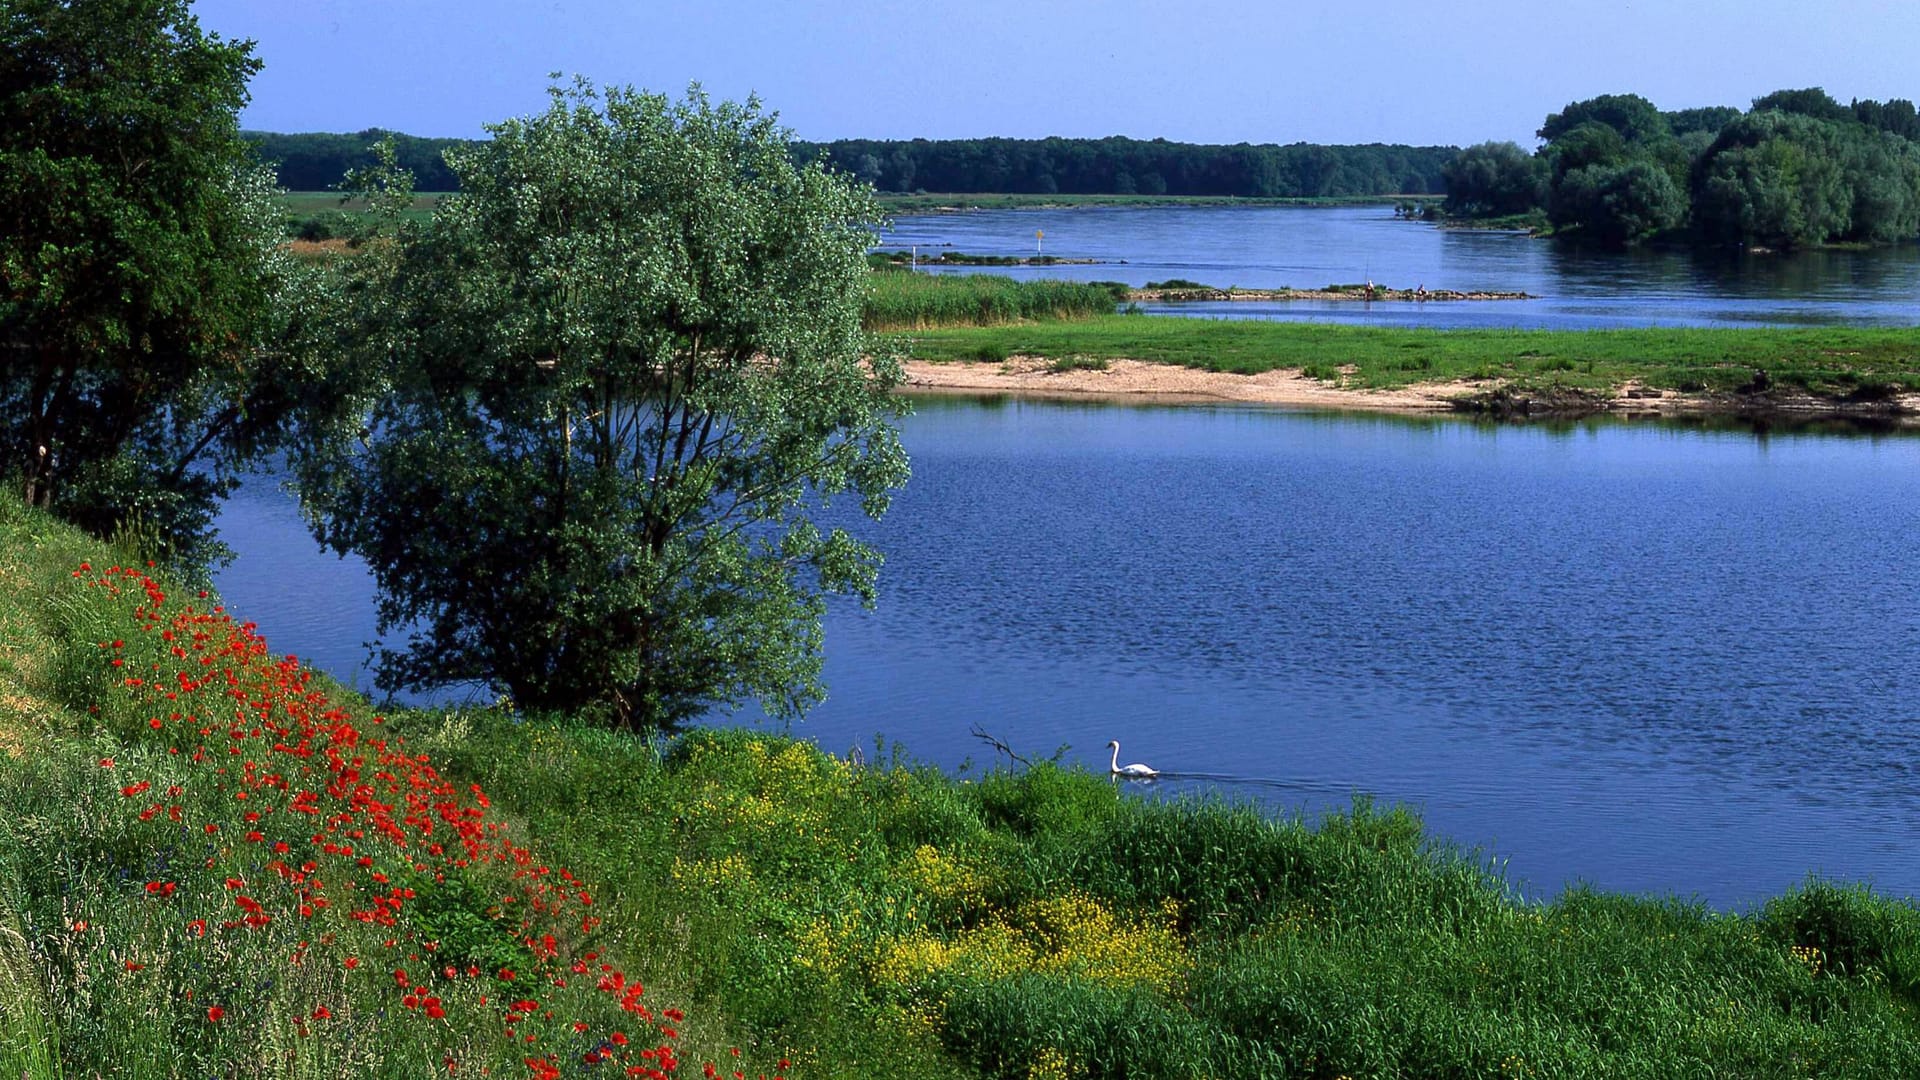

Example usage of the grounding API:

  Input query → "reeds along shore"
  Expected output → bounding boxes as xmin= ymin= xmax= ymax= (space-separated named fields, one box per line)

xmin=5 ymin=495 xmax=1920 ymax=1078
xmin=862 ymin=272 xmax=1125 ymax=331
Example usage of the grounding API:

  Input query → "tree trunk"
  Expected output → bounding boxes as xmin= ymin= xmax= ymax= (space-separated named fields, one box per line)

xmin=22 ymin=352 xmax=67 ymax=508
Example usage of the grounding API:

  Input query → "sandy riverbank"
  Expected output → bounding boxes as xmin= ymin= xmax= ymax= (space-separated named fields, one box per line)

xmin=902 ymin=357 xmax=1468 ymax=411
xmin=900 ymin=356 xmax=1920 ymax=420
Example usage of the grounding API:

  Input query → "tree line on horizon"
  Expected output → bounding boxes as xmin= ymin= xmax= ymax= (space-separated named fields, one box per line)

xmin=247 ymin=129 xmax=1456 ymax=199
xmin=1443 ymin=88 xmax=1920 ymax=249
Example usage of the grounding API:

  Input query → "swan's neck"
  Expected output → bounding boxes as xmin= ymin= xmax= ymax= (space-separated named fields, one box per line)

xmin=1109 ymin=743 xmax=1120 ymax=772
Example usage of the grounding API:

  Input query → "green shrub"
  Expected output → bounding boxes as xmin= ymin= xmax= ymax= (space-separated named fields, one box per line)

xmin=1762 ymin=879 xmax=1920 ymax=992
xmin=940 ymin=974 xmax=1222 ymax=1079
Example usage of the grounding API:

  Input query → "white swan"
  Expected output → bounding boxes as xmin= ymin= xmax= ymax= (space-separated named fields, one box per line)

xmin=1107 ymin=740 xmax=1159 ymax=779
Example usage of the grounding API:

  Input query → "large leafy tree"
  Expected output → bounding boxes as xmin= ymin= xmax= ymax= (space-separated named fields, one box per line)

xmin=1440 ymin=141 xmax=1546 ymax=217
xmin=0 ymin=0 xmax=311 ymax=565
xmin=1693 ymin=111 xmax=1854 ymax=248
xmin=300 ymin=83 xmax=909 ymax=731
xmin=1538 ymin=93 xmax=1671 ymax=145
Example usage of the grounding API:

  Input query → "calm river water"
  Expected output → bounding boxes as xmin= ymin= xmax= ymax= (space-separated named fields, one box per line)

xmin=215 ymin=400 xmax=1920 ymax=909
xmin=881 ymin=204 xmax=1920 ymax=329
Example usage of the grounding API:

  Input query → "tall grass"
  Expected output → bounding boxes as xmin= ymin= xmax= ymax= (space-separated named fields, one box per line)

xmin=864 ymin=273 xmax=1124 ymax=331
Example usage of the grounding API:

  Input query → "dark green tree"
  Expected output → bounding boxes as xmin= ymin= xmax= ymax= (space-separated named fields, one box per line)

xmin=1852 ymin=98 xmax=1920 ymax=141
xmin=1441 ymin=141 xmax=1547 ymax=217
xmin=1664 ymin=105 xmax=1742 ymax=137
xmin=1751 ymin=87 xmax=1853 ymax=124
xmin=1539 ymin=93 xmax=1671 ymax=144
xmin=0 ymin=0 xmax=318 ymax=567
xmin=1693 ymin=111 xmax=1852 ymax=248
xmin=299 ymin=83 xmax=910 ymax=730
xmin=1552 ymin=162 xmax=1686 ymax=245
xmin=1545 ymin=122 xmax=1630 ymax=183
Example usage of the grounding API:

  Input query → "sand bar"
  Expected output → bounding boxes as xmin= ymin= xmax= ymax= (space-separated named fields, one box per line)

xmin=900 ymin=357 xmax=1920 ymax=420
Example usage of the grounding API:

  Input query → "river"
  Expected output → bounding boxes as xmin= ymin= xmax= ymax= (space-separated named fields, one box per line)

xmin=880 ymin=204 xmax=1920 ymax=329
xmin=214 ymin=399 xmax=1920 ymax=909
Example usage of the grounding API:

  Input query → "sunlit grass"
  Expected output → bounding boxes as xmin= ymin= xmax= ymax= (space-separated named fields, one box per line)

xmin=905 ymin=314 xmax=1920 ymax=399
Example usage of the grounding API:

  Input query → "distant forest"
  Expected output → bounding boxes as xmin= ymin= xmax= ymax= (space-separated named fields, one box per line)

xmin=245 ymin=130 xmax=465 ymax=191
xmin=790 ymin=138 xmax=1454 ymax=197
xmin=244 ymin=130 xmax=1455 ymax=199
xmin=1443 ymin=87 xmax=1920 ymax=248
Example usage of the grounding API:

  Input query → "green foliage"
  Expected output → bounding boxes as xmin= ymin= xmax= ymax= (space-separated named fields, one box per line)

xmin=940 ymin=975 xmax=1221 ymax=1079
xmin=1761 ymin=879 xmax=1920 ymax=994
xmin=298 ymin=82 xmax=909 ymax=730
xmin=1442 ymin=141 xmax=1548 ymax=217
xmin=1539 ymin=93 xmax=1672 ymax=144
xmin=243 ymin=128 xmax=467 ymax=191
xmin=250 ymin=130 xmax=1459 ymax=201
xmin=0 ymin=0 xmax=334 ymax=572
xmin=796 ymin=136 xmax=1457 ymax=197
xmin=1851 ymin=97 xmax=1920 ymax=141
xmin=1552 ymin=161 xmax=1687 ymax=245
xmin=1664 ymin=105 xmax=1743 ymax=137
xmin=1453 ymin=88 xmax=1920 ymax=248
xmin=1698 ymin=111 xmax=1847 ymax=246
xmin=407 ymin=868 xmax=538 ymax=976
xmin=1752 ymin=87 xmax=1854 ymax=124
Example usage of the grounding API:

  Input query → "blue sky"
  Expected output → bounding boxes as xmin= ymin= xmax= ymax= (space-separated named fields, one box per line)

xmin=197 ymin=0 xmax=1920 ymax=146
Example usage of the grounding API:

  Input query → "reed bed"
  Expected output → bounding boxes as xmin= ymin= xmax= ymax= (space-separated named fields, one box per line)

xmin=863 ymin=273 xmax=1124 ymax=331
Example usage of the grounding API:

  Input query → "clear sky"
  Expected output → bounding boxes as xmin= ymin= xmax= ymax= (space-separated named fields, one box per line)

xmin=196 ymin=0 xmax=1920 ymax=147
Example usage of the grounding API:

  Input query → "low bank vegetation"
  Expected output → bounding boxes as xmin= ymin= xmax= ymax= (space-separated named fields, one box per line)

xmin=864 ymin=273 xmax=1126 ymax=331
xmin=5 ymin=499 xmax=1920 ymax=1078
xmin=906 ymin=316 xmax=1920 ymax=402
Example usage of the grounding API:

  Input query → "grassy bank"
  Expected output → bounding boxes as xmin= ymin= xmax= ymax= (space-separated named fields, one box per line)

xmin=6 ymin=499 xmax=1920 ymax=1078
xmin=904 ymin=315 xmax=1920 ymax=401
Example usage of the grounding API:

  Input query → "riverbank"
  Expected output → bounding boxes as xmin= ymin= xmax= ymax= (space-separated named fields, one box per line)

xmin=898 ymin=317 xmax=1920 ymax=419
xmin=876 ymin=192 xmax=1438 ymax=212
xmin=8 ymin=497 xmax=1920 ymax=1077
xmin=1131 ymin=284 xmax=1534 ymax=303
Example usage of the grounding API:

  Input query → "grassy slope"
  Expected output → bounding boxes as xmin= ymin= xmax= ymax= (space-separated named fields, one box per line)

xmin=5 ymin=498 xmax=1920 ymax=1078
xmin=904 ymin=315 xmax=1920 ymax=400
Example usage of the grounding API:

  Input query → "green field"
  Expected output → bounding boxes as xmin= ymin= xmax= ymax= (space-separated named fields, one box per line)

xmin=903 ymin=316 xmax=1920 ymax=402
xmin=278 ymin=190 xmax=443 ymax=238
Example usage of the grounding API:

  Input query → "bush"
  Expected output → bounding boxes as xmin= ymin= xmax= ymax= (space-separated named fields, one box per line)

xmin=940 ymin=974 xmax=1223 ymax=1079
xmin=1762 ymin=879 xmax=1920 ymax=992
